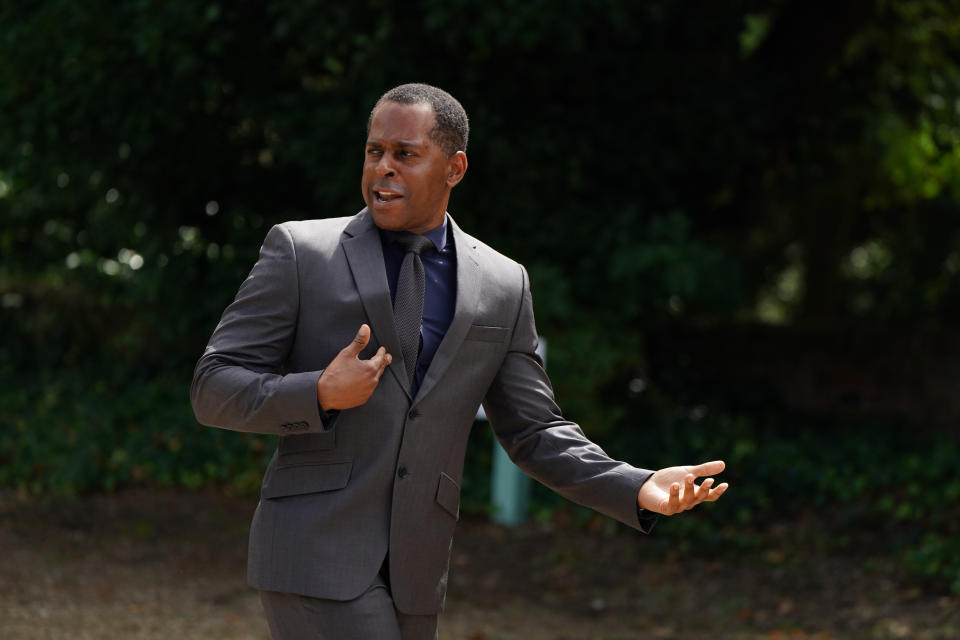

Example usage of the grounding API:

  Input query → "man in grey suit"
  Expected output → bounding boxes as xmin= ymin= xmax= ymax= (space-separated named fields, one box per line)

xmin=191 ymin=83 xmax=728 ymax=640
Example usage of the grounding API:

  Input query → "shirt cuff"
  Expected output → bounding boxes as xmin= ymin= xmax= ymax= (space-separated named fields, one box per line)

xmin=636 ymin=504 xmax=658 ymax=533
xmin=317 ymin=404 xmax=339 ymax=430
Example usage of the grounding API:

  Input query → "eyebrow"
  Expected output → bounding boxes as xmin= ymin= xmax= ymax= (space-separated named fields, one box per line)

xmin=366 ymin=139 xmax=424 ymax=149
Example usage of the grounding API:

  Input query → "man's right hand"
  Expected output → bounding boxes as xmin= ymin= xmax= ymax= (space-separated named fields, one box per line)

xmin=316 ymin=324 xmax=392 ymax=411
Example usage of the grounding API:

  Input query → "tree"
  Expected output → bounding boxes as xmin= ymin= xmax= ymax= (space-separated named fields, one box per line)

xmin=1 ymin=0 xmax=958 ymax=494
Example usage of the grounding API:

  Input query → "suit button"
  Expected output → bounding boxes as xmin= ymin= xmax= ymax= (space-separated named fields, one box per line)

xmin=398 ymin=466 xmax=409 ymax=479
xmin=408 ymin=409 xmax=419 ymax=420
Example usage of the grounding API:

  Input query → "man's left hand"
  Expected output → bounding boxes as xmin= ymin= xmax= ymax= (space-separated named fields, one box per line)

xmin=637 ymin=460 xmax=729 ymax=516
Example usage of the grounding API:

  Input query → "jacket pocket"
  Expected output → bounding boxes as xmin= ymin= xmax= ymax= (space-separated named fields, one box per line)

xmin=278 ymin=429 xmax=336 ymax=455
xmin=435 ymin=472 xmax=461 ymax=520
xmin=465 ymin=324 xmax=509 ymax=343
xmin=262 ymin=460 xmax=352 ymax=499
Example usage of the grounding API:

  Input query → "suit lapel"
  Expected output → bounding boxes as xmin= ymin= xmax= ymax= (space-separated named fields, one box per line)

xmin=341 ymin=209 xmax=411 ymax=398
xmin=415 ymin=217 xmax=481 ymax=405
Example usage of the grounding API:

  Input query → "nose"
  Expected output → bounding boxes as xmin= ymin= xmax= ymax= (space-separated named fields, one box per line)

xmin=376 ymin=154 xmax=396 ymax=177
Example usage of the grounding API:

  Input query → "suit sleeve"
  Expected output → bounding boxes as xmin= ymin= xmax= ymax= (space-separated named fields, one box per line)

xmin=190 ymin=223 xmax=333 ymax=436
xmin=481 ymin=265 xmax=657 ymax=533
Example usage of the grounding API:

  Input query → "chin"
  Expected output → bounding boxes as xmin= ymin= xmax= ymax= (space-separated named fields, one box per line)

xmin=369 ymin=209 xmax=405 ymax=231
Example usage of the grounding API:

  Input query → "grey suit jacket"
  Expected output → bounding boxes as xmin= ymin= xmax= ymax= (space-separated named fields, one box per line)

xmin=191 ymin=209 xmax=654 ymax=615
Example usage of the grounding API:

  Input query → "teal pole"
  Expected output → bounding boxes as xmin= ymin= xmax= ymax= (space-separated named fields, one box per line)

xmin=490 ymin=441 xmax=532 ymax=526
xmin=480 ymin=338 xmax=546 ymax=527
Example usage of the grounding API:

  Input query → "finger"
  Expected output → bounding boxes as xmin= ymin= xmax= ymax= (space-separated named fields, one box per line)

xmin=343 ymin=324 xmax=371 ymax=357
xmin=690 ymin=460 xmax=725 ymax=478
xmin=705 ymin=482 xmax=729 ymax=501
xmin=665 ymin=482 xmax=681 ymax=514
xmin=696 ymin=477 xmax=715 ymax=502
xmin=370 ymin=347 xmax=392 ymax=376
xmin=682 ymin=473 xmax=696 ymax=508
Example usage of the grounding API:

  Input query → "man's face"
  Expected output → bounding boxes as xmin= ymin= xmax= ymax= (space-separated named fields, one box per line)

xmin=362 ymin=101 xmax=463 ymax=234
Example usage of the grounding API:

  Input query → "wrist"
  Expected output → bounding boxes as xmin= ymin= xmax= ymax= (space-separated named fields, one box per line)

xmin=637 ymin=476 xmax=658 ymax=512
xmin=316 ymin=371 xmax=333 ymax=411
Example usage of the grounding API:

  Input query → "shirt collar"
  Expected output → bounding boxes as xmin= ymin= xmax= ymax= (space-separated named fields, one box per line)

xmin=426 ymin=214 xmax=449 ymax=252
xmin=381 ymin=214 xmax=450 ymax=252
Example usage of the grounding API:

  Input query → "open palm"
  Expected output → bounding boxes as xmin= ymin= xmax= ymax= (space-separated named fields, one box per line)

xmin=637 ymin=460 xmax=729 ymax=515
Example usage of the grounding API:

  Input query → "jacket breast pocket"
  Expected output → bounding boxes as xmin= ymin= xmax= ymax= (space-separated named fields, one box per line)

xmin=262 ymin=460 xmax=352 ymax=499
xmin=465 ymin=324 xmax=509 ymax=343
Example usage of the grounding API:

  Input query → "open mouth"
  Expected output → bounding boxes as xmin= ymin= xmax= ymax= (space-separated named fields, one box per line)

xmin=374 ymin=190 xmax=403 ymax=203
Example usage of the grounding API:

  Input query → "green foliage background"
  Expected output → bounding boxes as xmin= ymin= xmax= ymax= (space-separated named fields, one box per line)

xmin=2 ymin=1 xmax=959 ymax=592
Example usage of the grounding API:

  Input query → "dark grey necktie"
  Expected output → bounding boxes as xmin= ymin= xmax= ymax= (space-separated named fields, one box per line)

xmin=393 ymin=234 xmax=435 ymax=384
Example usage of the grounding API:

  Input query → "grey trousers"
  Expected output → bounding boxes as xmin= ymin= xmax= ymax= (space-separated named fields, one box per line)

xmin=259 ymin=575 xmax=439 ymax=640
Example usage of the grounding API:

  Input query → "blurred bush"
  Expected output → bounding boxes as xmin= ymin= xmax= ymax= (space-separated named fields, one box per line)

xmin=0 ymin=369 xmax=274 ymax=497
xmin=479 ymin=393 xmax=960 ymax=595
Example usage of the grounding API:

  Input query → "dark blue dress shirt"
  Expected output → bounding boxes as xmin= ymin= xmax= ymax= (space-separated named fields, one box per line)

xmin=380 ymin=216 xmax=457 ymax=398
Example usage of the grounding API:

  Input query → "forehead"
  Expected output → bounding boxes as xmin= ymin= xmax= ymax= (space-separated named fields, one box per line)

xmin=367 ymin=101 xmax=436 ymax=145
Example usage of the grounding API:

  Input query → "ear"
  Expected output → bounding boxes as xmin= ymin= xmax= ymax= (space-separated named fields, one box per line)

xmin=445 ymin=151 xmax=468 ymax=187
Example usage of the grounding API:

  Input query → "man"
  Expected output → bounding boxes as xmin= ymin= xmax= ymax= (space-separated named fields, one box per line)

xmin=191 ymin=83 xmax=727 ymax=640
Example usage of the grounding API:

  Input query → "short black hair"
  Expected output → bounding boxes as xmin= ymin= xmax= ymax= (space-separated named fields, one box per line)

xmin=368 ymin=83 xmax=469 ymax=157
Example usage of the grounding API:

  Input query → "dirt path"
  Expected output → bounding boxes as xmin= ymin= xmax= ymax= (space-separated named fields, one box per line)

xmin=0 ymin=490 xmax=956 ymax=639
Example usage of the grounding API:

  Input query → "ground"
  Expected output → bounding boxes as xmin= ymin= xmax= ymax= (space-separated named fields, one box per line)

xmin=1 ymin=490 xmax=956 ymax=639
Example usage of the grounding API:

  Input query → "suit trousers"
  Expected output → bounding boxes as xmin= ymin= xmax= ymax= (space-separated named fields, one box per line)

xmin=259 ymin=572 xmax=439 ymax=640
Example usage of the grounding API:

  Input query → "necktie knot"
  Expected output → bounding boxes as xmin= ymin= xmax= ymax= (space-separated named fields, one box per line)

xmin=393 ymin=234 xmax=435 ymax=256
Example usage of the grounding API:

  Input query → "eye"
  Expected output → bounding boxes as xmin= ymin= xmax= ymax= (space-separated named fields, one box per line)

xmin=399 ymin=150 xmax=415 ymax=158
xmin=366 ymin=148 xmax=382 ymax=157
